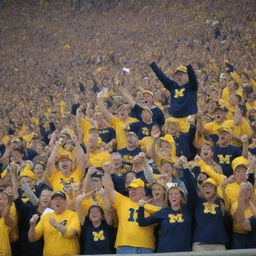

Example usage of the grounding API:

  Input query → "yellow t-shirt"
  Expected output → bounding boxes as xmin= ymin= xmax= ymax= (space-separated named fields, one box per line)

xmin=0 ymin=204 xmax=17 ymax=256
xmin=224 ymin=182 xmax=240 ymax=212
xmin=48 ymin=167 xmax=83 ymax=192
xmin=204 ymin=120 xmax=233 ymax=136
xmin=80 ymin=117 xmax=95 ymax=145
xmin=113 ymin=192 xmax=159 ymax=249
xmin=88 ymin=151 xmax=111 ymax=168
xmin=110 ymin=116 xmax=138 ymax=150
xmin=35 ymin=209 xmax=81 ymax=256
xmin=230 ymin=202 xmax=253 ymax=233
xmin=221 ymin=87 xmax=242 ymax=103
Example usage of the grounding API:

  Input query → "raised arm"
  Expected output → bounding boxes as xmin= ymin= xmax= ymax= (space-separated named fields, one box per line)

xmin=148 ymin=130 xmax=161 ymax=161
xmin=75 ymin=191 xmax=94 ymax=225
xmin=41 ymin=140 xmax=62 ymax=187
xmin=150 ymin=62 xmax=176 ymax=91
xmin=71 ymin=134 xmax=87 ymax=174
xmin=117 ymin=86 xmax=136 ymax=108
xmin=187 ymin=64 xmax=198 ymax=91
xmin=102 ymin=162 xmax=115 ymax=204
xmin=241 ymin=135 xmax=249 ymax=159
xmin=98 ymin=98 xmax=113 ymax=123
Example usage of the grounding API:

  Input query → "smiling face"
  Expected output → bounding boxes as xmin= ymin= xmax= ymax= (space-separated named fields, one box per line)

xmin=126 ymin=133 xmax=138 ymax=148
xmin=160 ymin=162 xmax=174 ymax=177
xmin=111 ymin=153 xmax=123 ymax=170
xmin=39 ymin=190 xmax=52 ymax=209
xmin=128 ymin=186 xmax=145 ymax=202
xmin=52 ymin=195 xmax=67 ymax=214
xmin=168 ymin=187 xmax=183 ymax=209
xmin=89 ymin=206 xmax=103 ymax=223
xmin=234 ymin=165 xmax=248 ymax=184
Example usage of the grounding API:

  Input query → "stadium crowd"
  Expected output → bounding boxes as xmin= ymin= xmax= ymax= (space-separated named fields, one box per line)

xmin=0 ymin=0 xmax=256 ymax=255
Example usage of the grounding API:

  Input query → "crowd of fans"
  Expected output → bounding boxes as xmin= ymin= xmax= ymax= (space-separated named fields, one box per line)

xmin=0 ymin=0 xmax=256 ymax=255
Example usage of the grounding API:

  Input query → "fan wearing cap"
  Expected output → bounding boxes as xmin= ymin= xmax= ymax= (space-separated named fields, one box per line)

xmin=18 ymin=164 xmax=37 ymax=204
xmin=192 ymin=178 xmax=228 ymax=251
xmin=42 ymin=134 xmax=87 ymax=192
xmin=117 ymin=131 xmax=142 ymax=171
xmin=198 ymin=104 xmax=252 ymax=146
xmin=103 ymin=164 xmax=160 ymax=254
xmin=197 ymin=104 xmax=233 ymax=142
xmin=137 ymin=157 xmax=196 ymax=253
xmin=98 ymin=98 xmax=138 ymax=150
xmin=28 ymin=191 xmax=81 ymax=256
xmin=213 ymin=127 xmax=248 ymax=177
xmin=12 ymin=171 xmax=52 ymax=256
xmin=117 ymin=86 xmax=165 ymax=127
xmin=231 ymin=182 xmax=255 ymax=249
xmin=222 ymin=156 xmax=250 ymax=212
xmin=150 ymin=61 xmax=198 ymax=133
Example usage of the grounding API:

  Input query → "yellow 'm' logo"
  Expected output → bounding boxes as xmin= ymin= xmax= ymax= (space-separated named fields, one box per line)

xmin=203 ymin=202 xmax=218 ymax=214
xmin=92 ymin=230 xmax=105 ymax=241
xmin=168 ymin=213 xmax=184 ymax=223
xmin=174 ymin=89 xmax=185 ymax=98
xmin=142 ymin=127 xmax=150 ymax=136
xmin=217 ymin=154 xmax=231 ymax=164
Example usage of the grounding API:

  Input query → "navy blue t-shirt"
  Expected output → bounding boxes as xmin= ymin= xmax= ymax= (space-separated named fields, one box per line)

xmin=193 ymin=197 xmax=228 ymax=244
xmin=129 ymin=121 xmax=156 ymax=140
xmin=214 ymin=145 xmax=242 ymax=177
xmin=150 ymin=62 xmax=198 ymax=118
xmin=138 ymin=207 xmax=193 ymax=253
xmin=117 ymin=147 xmax=142 ymax=168
xmin=80 ymin=219 xmax=114 ymax=255
xmin=99 ymin=127 xmax=116 ymax=143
